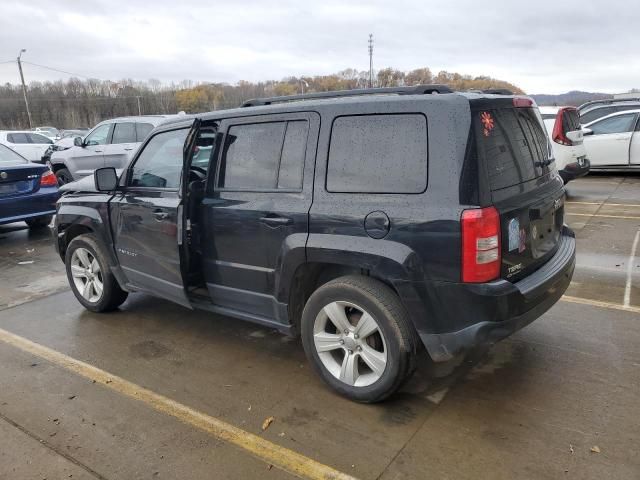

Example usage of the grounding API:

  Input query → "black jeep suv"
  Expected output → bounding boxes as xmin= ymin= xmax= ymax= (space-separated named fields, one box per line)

xmin=54 ymin=86 xmax=575 ymax=402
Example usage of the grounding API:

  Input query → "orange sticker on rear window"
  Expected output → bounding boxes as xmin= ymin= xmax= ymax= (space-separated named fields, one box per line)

xmin=480 ymin=111 xmax=494 ymax=137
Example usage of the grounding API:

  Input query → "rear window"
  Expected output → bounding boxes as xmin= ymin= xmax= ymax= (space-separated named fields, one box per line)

xmin=0 ymin=144 xmax=27 ymax=164
xmin=561 ymin=109 xmax=580 ymax=133
xmin=327 ymin=114 xmax=428 ymax=193
xmin=473 ymin=108 xmax=551 ymax=191
xmin=7 ymin=133 xmax=29 ymax=144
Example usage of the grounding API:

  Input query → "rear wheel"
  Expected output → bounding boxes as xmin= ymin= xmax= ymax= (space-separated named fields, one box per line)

xmin=301 ymin=275 xmax=418 ymax=403
xmin=65 ymin=234 xmax=128 ymax=312
xmin=25 ymin=215 xmax=53 ymax=229
xmin=55 ymin=167 xmax=73 ymax=185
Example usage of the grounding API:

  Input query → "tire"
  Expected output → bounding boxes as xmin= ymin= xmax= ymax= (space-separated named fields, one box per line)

xmin=65 ymin=234 xmax=128 ymax=312
xmin=26 ymin=215 xmax=53 ymax=229
xmin=301 ymin=275 xmax=418 ymax=403
xmin=55 ymin=167 xmax=74 ymax=185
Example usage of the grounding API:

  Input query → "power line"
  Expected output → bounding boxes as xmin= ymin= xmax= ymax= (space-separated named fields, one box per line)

xmin=20 ymin=61 xmax=99 ymax=80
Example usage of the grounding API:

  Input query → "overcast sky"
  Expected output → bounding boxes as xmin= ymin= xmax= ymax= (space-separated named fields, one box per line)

xmin=0 ymin=0 xmax=637 ymax=94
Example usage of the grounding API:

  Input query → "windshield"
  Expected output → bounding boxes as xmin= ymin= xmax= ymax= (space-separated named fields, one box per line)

xmin=0 ymin=143 xmax=28 ymax=164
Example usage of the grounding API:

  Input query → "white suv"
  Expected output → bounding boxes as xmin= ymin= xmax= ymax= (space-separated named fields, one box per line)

xmin=539 ymin=106 xmax=590 ymax=183
xmin=50 ymin=116 xmax=173 ymax=184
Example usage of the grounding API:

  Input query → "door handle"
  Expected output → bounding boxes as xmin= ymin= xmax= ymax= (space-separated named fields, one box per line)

xmin=94 ymin=149 xmax=103 ymax=152
xmin=124 ymin=147 xmax=134 ymax=151
xmin=260 ymin=215 xmax=293 ymax=227
xmin=152 ymin=209 xmax=170 ymax=221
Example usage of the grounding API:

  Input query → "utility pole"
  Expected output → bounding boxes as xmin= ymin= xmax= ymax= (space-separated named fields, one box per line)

xmin=135 ymin=96 xmax=142 ymax=115
xmin=368 ymin=34 xmax=374 ymax=88
xmin=17 ymin=49 xmax=32 ymax=129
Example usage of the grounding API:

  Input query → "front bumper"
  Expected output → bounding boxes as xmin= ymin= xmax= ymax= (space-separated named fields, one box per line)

xmin=559 ymin=158 xmax=590 ymax=183
xmin=420 ymin=227 xmax=576 ymax=361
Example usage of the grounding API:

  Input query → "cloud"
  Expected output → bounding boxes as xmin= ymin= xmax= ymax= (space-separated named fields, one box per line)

xmin=0 ymin=0 xmax=638 ymax=93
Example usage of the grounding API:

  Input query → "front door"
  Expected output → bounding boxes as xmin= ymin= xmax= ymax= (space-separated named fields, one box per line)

xmin=583 ymin=112 xmax=637 ymax=166
xmin=111 ymin=126 xmax=192 ymax=308
xmin=200 ymin=112 xmax=319 ymax=322
xmin=68 ymin=123 xmax=111 ymax=178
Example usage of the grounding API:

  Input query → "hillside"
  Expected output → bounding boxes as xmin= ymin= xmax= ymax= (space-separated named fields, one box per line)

xmin=530 ymin=90 xmax=613 ymax=106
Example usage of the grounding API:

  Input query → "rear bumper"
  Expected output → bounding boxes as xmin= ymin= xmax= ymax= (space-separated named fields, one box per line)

xmin=0 ymin=188 xmax=59 ymax=225
xmin=420 ymin=227 xmax=576 ymax=361
xmin=559 ymin=159 xmax=590 ymax=183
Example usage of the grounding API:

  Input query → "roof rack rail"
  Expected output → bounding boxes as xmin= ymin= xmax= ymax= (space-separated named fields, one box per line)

xmin=241 ymin=84 xmax=453 ymax=107
xmin=578 ymin=97 xmax=640 ymax=110
xmin=482 ymin=88 xmax=514 ymax=95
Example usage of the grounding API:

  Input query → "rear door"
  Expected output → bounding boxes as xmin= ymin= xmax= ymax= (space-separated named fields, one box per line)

xmin=471 ymin=101 xmax=565 ymax=281
xmin=111 ymin=125 xmax=192 ymax=308
xmin=583 ymin=113 xmax=637 ymax=166
xmin=26 ymin=133 xmax=53 ymax=162
xmin=200 ymin=112 xmax=319 ymax=319
xmin=104 ymin=122 xmax=137 ymax=169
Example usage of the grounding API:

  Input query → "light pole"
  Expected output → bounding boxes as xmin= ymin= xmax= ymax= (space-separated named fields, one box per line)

xmin=17 ymin=49 xmax=33 ymax=129
xmin=368 ymin=34 xmax=374 ymax=88
xmin=300 ymin=78 xmax=309 ymax=94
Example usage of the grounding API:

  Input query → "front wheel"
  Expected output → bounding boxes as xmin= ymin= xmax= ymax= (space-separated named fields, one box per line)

xmin=65 ymin=234 xmax=128 ymax=312
xmin=301 ymin=275 xmax=418 ymax=403
xmin=55 ymin=167 xmax=74 ymax=185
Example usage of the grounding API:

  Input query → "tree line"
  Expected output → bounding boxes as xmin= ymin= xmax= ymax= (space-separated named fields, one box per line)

xmin=0 ymin=67 xmax=523 ymax=130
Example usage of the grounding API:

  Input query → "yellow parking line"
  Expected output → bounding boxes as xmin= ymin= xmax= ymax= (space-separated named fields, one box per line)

xmin=565 ymin=213 xmax=640 ymax=220
xmin=0 ymin=327 xmax=357 ymax=480
xmin=561 ymin=295 xmax=640 ymax=314
xmin=566 ymin=201 xmax=640 ymax=208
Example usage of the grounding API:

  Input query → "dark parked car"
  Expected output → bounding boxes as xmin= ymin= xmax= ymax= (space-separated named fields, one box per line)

xmin=54 ymin=86 xmax=576 ymax=402
xmin=0 ymin=143 xmax=59 ymax=228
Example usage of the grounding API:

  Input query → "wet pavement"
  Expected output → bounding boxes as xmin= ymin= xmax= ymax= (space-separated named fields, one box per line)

xmin=0 ymin=173 xmax=638 ymax=479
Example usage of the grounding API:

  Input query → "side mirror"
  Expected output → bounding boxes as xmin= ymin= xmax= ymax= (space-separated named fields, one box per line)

xmin=94 ymin=167 xmax=118 ymax=192
xmin=74 ymin=136 xmax=84 ymax=147
xmin=582 ymin=127 xmax=594 ymax=136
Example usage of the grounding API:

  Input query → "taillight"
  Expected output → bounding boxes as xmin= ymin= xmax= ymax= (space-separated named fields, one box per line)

xmin=461 ymin=206 xmax=501 ymax=283
xmin=513 ymin=97 xmax=533 ymax=108
xmin=552 ymin=108 xmax=572 ymax=146
xmin=40 ymin=170 xmax=57 ymax=187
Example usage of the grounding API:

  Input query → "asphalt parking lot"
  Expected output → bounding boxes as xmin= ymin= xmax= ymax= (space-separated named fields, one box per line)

xmin=0 ymin=174 xmax=639 ymax=480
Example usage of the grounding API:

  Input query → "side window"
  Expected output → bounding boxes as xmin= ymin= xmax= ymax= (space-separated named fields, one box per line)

xmin=277 ymin=121 xmax=307 ymax=190
xmin=327 ymin=114 xmax=428 ymax=193
xmin=85 ymin=124 xmax=111 ymax=146
xmin=112 ymin=123 xmax=137 ymax=144
xmin=589 ymin=114 xmax=636 ymax=135
xmin=218 ymin=120 xmax=308 ymax=191
xmin=7 ymin=133 xmax=29 ymax=144
xmin=136 ymin=123 xmax=154 ymax=142
xmin=129 ymin=129 xmax=188 ymax=189
xmin=27 ymin=133 xmax=53 ymax=144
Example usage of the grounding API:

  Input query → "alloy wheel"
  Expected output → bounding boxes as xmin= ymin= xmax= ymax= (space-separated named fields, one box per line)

xmin=70 ymin=247 xmax=104 ymax=303
xmin=313 ymin=301 xmax=388 ymax=387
